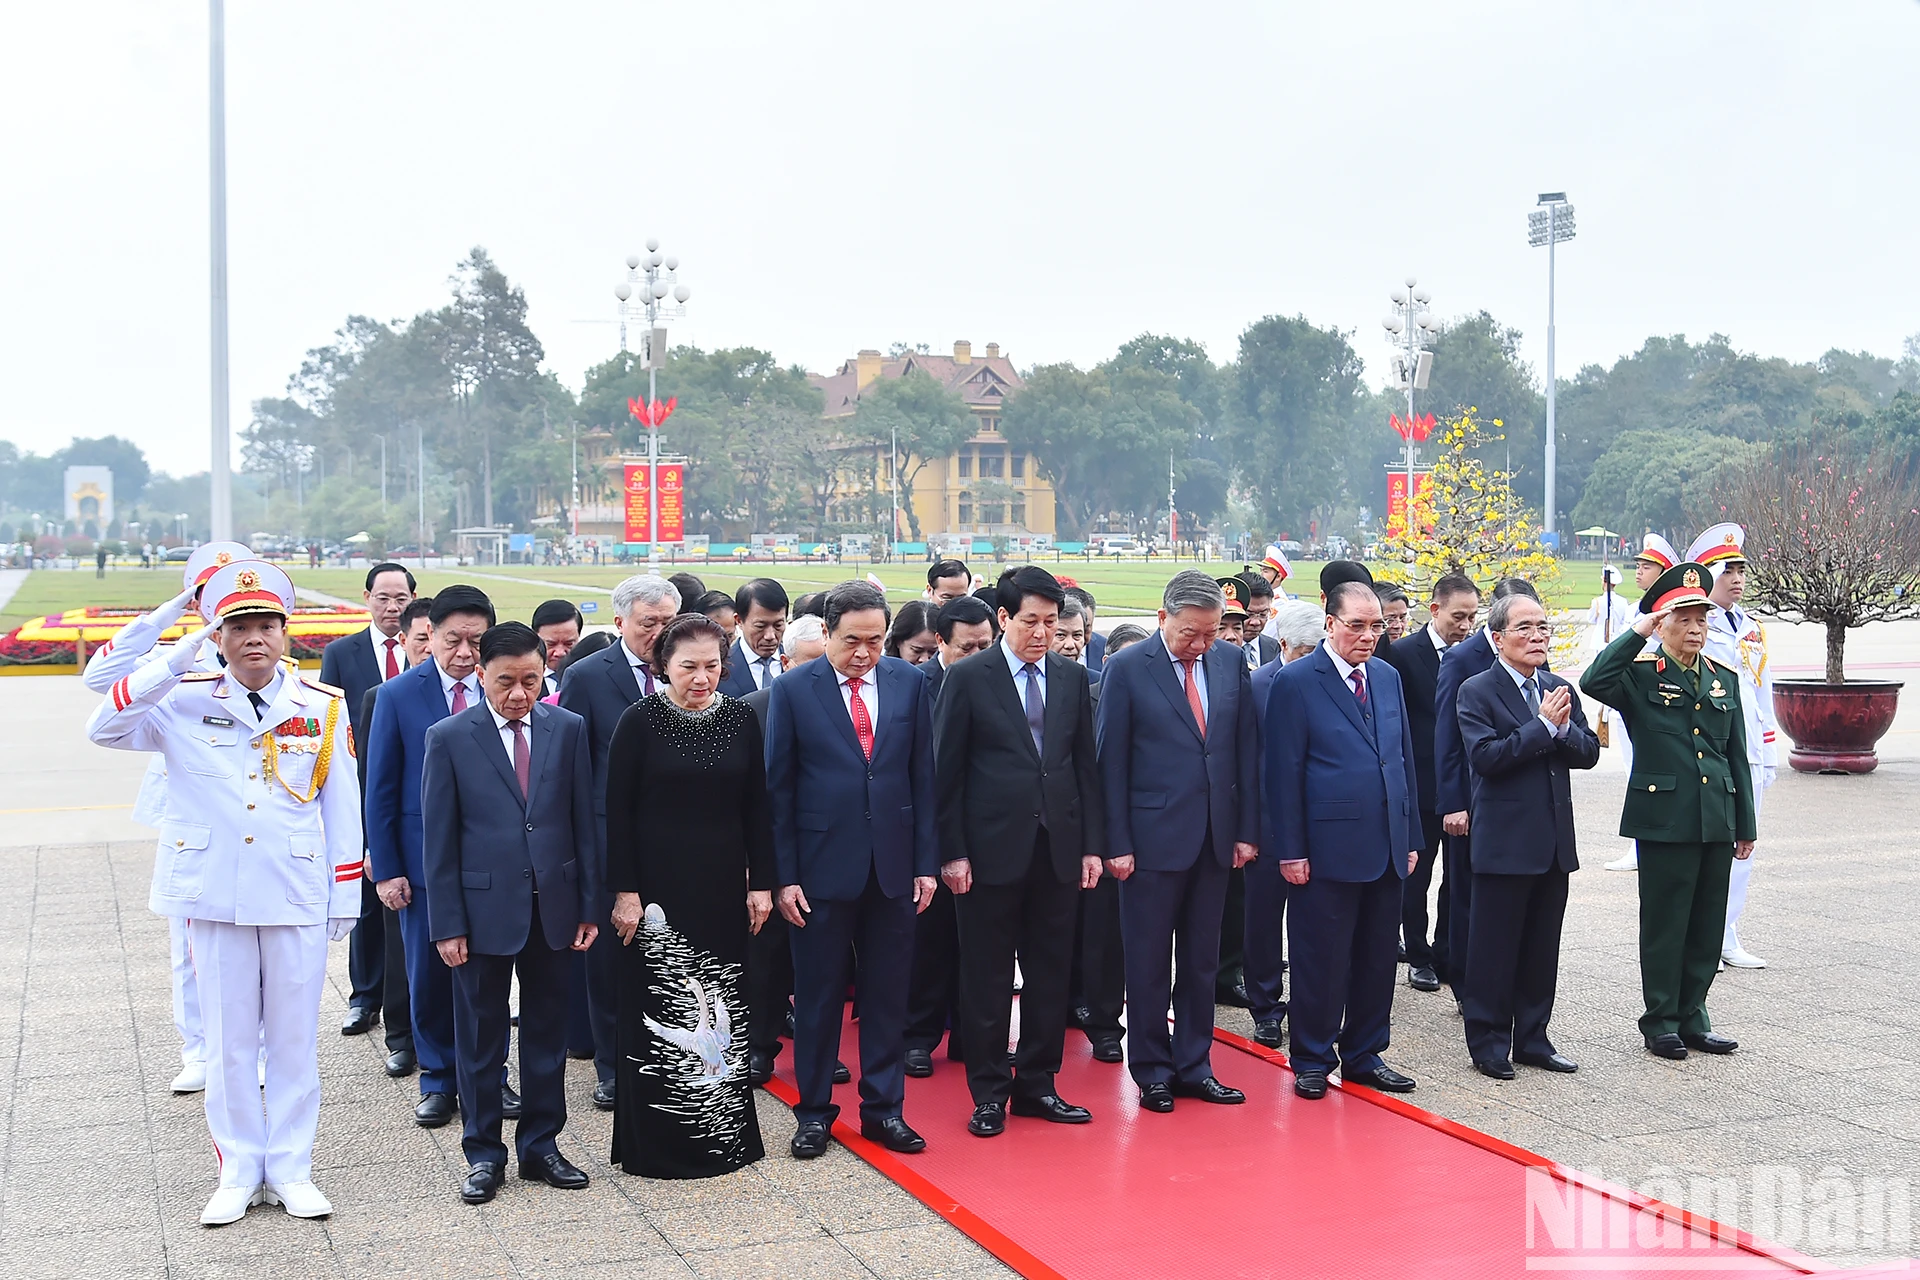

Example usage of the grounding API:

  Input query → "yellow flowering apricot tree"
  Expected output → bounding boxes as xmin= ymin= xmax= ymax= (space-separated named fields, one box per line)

xmin=1374 ymin=407 xmax=1561 ymax=599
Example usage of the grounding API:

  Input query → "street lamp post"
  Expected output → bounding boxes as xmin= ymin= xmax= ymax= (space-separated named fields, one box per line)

xmin=1382 ymin=277 xmax=1439 ymax=532
xmin=1529 ymin=193 xmax=1576 ymax=539
xmin=207 ymin=0 xmax=233 ymax=543
xmin=614 ymin=241 xmax=689 ymax=571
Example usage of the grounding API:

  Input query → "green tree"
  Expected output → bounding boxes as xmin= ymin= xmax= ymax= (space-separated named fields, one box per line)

xmin=850 ymin=369 xmax=974 ymax=540
xmin=1422 ymin=312 xmax=1546 ymax=509
xmin=1218 ymin=315 xmax=1364 ymax=540
xmin=1569 ymin=427 xmax=1763 ymax=540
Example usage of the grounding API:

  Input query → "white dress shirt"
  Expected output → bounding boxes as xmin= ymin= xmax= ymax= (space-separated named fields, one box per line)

xmin=741 ymin=641 xmax=780 ymax=691
xmin=1429 ymin=625 xmax=1449 ymax=658
xmin=834 ymin=663 xmax=879 ymax=730
xmin=488 ymin=702 xmax=533 ymax=761
xmin=1497 ymin=656 xmax=1567 ymax=737
xmin=621 ymin=639 xmax=655 ymax=696
xmin=1168 ymin=640 xmax=1209 ymax=720
xmin=368 ymin=623 xmax=406 ymax=682
xmin=1001 ymin=638 xmax=1046 ymax=705
xmin=1323 ymin=639 xmax=1363 ymax=695
xmin=438 ymin=665 xmax=479 ymax=715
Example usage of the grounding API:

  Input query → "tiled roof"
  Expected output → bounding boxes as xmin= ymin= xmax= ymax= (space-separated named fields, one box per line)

xmin=808 ymin=349 xmax=1023 ymax=419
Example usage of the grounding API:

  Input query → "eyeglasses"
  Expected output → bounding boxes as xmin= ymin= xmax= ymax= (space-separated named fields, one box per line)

xmin=1499 ymin=623 xmax=1554 ymax=637
xmin=1332 ymin=618 xmax=1388 ymax=637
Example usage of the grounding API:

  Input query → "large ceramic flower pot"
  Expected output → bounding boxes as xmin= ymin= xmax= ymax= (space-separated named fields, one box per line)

xmin=1772 ymin=679 xmax=1903 ymax=774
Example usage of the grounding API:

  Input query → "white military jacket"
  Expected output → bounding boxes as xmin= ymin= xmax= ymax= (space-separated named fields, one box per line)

xmin=86 ymin=661 xmax=363 ymax=925
xmin=1704 ymin=603 xmax=1779 ymax=773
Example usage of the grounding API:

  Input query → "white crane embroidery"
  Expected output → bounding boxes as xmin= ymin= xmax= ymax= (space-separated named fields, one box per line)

xmin=645 ymin=975 xmax=733 ymax=1080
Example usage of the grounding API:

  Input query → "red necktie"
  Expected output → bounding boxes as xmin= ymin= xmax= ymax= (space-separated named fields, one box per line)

xmin=509 ymin=719 xmax=530 ymax=798
xmin=383 ymin=637 xmax=400 ymax=680
xmin=847 ymin=677 xmax=874 ymax=760
xmin=451 ymin=680 xmax=469 ymax=714
xmin=1183 ymin=659 xmax=1207 ymax=736
xmin=1350 ymin=667 xmax=1368 ymax=709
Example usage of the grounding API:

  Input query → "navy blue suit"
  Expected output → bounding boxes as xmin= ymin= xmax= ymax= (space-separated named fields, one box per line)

xmin=718 ymin=638 xmax=778 ymax=699
xmin=765 ymin=656 xmax=938 ymax=1127
xmin=1084 ymin=630 xmax=1106 ymax=673
xmin=1264 ymin=644 xmax=1421 ymax=1077
xmin=1456 ymin=664 xmax=1597 ymax=1064
xmin=1434 ymin=628 xmax=1499 ymax=998
xmin=321 ymin=627 xmax=398 ymax=1014
xmin=365 ymin=659 xmax=467 ymax=1095
xmin=1243 ymin=655 xmax=1291 ymax=1024
xmin=1096 ymin=632 xmax=1259 ymax=1088
xmin=421 ymin=701 xmax=598 ymax=1167
xmin=1382 ymin=624 xmax=1450 ymax=977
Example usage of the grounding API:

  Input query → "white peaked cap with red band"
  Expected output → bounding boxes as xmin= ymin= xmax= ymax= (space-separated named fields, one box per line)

xmin=1634 ymin=533 xmax=1678 ymax=570
xmin=202 ymin=559 xmax=296 ymax=623
xmin=1261 ymin=545 xmax=1291 ymax=581
xmin=182 ymin=540 xmax=253 ymax=593
xmin=1685 ymin=522 xmax=1747 ymax=577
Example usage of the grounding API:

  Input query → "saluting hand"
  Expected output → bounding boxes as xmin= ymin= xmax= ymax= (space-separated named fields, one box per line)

xmin=1633 ymin=607 xmax=1672 ymax=639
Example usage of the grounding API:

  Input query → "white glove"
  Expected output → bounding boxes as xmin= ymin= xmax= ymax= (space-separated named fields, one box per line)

xmin=1762 ymin=766 xmax=1777 ymax=789
xmin=327 ymin=917 xmax=357 ymax=942
xmin=167 ymin=621 xmax=219 ymax=675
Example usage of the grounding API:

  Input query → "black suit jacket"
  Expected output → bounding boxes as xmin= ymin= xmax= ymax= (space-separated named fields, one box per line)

xmin=933 ymin=648 xmax=1104 ymax=886
xmin=1382 ymin=625 xmax=1445 ymax=814
xmin=1455 ymin=666 xmax=1598 ymax=875
xmin=742 ymin=685 xmax=772 ymax=732
xmin=420 ymin=701 xmax=599 ymax=953
xmin=923 ymin=658 xmax=948 ymax=706
xmin=320 ymin=628 xmax=394 ymax=748
xmin=718 ymin=638 xmax=777 ymax=699
xmin=556 ymin=640 xmax=645 ymax=913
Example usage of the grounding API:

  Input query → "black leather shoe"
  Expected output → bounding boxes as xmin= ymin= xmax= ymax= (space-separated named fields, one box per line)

xmin=860 ymin=1116 xmax=926 ymax=1152
xmin=501 ymin=1086 xmax=522 ymax=1121
xmin=967 ymin=1102 xmax=1006 ymax=1137
xmin=591 ymin=1081 xmax=616 ymax=1111
xmin=1089 ymin=1036 xmax=1124 ymax=1063
xmin=832 ymin=1060 xmax=851 ymax=1085
xmin=789 ymin=1121 xmax=830 ymax=1159
xmin=1344 ymin=1065 xmax=1416 ymax=1093
xmin=903 ymin=1048 xmax=933 ymax=1078
xmin=1397 ymin=940 xmax=1408 ymax=962
xmin=567 ymin=1046 xmax=595 ymax=1060
xmin=749 ymin=1049 xmax=775 ymax=1086
xmin=1474 ymin=1057 xmax=1516 ymax=1080
xmin=1214 ymin=981 xmax=1251 ymax=1008
xmin=1645 ymin=1034 xmax=1688 ymax=1060
xmin=461 ymin=1160 xmax=504 ymax=1204
xmin=1516 ymin=1051 xmax=1580 ymax=1073
xmin=519 ymin=1150 xmax=589 ymax=1189
xmin=1294 ymin=1071 xmax=1328 ymax=1100
xmin=414 ymin=1092 xmax=456 ymax=1127
xmin=1251 ymin=1019 xmax=1284 ymax=1048
xmin=1171 ymin=1077 xmax=1245 ymax=1104
xmin=340 ymin=1006 xmax=378 ymax=1036
xmin=1682 ymin=1031 xmax=1738 ymax=1055
xmin=1138 ymin=1082 xmax=1175 ymax=1113
xmin=1011 ymin=1094 xmax=1092 ymax=1123
xmin=1408 ymin=966 xmax=1441 ymax=993
xmin=385 ymin=1048 xmax=417 ymax=1078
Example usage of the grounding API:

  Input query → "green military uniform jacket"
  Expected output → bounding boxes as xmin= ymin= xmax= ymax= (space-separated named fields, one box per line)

xmin=1580 ymin=628 xmax=1757 ymax=844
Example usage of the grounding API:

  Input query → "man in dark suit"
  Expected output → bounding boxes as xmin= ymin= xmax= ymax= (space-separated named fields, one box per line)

xmin=557 ymin=572 xmax=681 ymax=1111
xmin=1064 ymin=586 xmax=1105 ymax=672
xmin=740 ymin=614 xmax=825 ymax=1084
xmin=530 ymin=599 xmax=583 ymax=697
xmin=1456 ymin=593 xmax=1598 ymax=1079
xmin=1240 ymin=574 xmax=1281 ymax=671
xmin=1380 ymin=572 xmax=1480 ymax=993
xmin=1266 ymin=581 xmax=1422 ymax=1100
xmin=935 ymin=567 xmax=1104 ymax=1136
xmin=1435 ymin=577 xmax=1542 ymax=1011
xmin=421 ymin=623 xmax=600 ymax=1203
xmin=367 ymin=585 xmax=518 ymax=1127
xmin=322 ymin=561 xmax=416 ymax=1037
xmin=719 ymin=577 xmax=789 ymax=698
xmin=1097 ymin=570 xmax=1257 ymax=1113
xmin=1244 ymin=646 xmax=1292 ymax=1048
xmin=767 ymin=581 xmax=938 ymax=1159
xmin=903 ymin=594 xmax=995 ymax=1076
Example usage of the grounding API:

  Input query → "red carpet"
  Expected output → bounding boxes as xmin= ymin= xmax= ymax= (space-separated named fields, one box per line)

xmin=767 ymin=1016 xmax=1837 ymax=1279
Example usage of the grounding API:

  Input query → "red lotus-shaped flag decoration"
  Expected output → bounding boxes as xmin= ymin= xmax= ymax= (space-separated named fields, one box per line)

xmin=627 ymin=395 xmax=678 ymax=429
xmin=1390 ymin=411 xmax=1436 ymax=443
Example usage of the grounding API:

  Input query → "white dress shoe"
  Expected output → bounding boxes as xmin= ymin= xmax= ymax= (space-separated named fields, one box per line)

xmin=1604 ymin=851 xmax=1638 ymax=872
xmin=262 ymin=1180 xmax=332 ymax=1219
xmin=200 ymin=1184 xmax=265 ymax=1226
xmin=171 ymin=1061 xmax=208 ymax=1094
xmin=1721 ymin=947 xmax=1767 ymax=969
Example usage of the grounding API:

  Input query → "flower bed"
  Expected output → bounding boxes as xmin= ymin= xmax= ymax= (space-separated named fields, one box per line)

xmin=0 ymin=604 xmax=372 ymax=667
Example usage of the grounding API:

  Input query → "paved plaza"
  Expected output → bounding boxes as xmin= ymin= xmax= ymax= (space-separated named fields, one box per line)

xmin=1 ymin=656 xmax=1916 ymax=1275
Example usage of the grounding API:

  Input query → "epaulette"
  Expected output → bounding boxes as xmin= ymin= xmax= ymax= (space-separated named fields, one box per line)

xmin=1700 ymin=654 xmax=1717 ymax=672
xmin=1632 ymin=652 xmax=1659 ymax=663
xmin=301 ymin=676 xmax=345 ymax=699
xmin=181 ymin=671 xmax=223 ymax=682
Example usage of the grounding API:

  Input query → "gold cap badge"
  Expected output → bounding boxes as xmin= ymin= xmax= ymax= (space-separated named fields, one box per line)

xmin=235 ymin=568 xmax=260 ymax=590
xmin=1682 ymin=568 xmax=1701 ymax=588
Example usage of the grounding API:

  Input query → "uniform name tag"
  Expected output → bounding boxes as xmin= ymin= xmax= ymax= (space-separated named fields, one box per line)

xmin=202 ymin=715 xmax=235 ymax=728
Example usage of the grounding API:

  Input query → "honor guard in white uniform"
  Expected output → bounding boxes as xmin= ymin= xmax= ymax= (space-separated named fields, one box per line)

xmin=86 ymin=560 xmax=362 ymax=1227
xmin=1603 ymin=533 xmax=1681 ymax=873
xmin=1254 ymin=545 xmax=1294 ymax=639
xmin=82 ymin=540 xmax=251 ymax=1093
xmin=1688 ymin=523 xmax=1778 ymax=969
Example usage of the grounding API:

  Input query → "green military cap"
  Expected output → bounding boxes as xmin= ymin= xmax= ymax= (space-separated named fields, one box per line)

xmin=1216 ymin=576 xmax=1249 ymax=617
xmin=1640 ymin=561 xmax=1714 ymax=615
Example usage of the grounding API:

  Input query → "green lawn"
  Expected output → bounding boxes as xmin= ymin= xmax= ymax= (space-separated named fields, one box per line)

xmin=5 ymin=557 xmax=1622 ymax=631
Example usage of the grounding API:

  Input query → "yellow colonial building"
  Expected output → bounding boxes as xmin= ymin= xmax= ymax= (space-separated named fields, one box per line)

xmin=809 ymin=341 xmax=1056 ymax=541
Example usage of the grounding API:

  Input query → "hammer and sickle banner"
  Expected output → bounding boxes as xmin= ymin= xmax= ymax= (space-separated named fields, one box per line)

xmin=623 ymin=464 xmax=687 ymax=544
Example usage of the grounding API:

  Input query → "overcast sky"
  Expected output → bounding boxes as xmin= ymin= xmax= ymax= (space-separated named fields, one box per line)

xmin=5 ymin=1 xmax=1918 ymax=475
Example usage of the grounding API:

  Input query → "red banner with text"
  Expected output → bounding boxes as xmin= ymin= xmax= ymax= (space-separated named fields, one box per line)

xmin=624 ymin=463 xmax=687 ymax=544
xmin=1385 ymin=469 xmax=1433 ymax=536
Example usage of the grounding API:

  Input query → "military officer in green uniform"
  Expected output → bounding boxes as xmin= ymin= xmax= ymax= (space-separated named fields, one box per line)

xmin=1580 ymin=562 xmax=1756 ymax=1061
